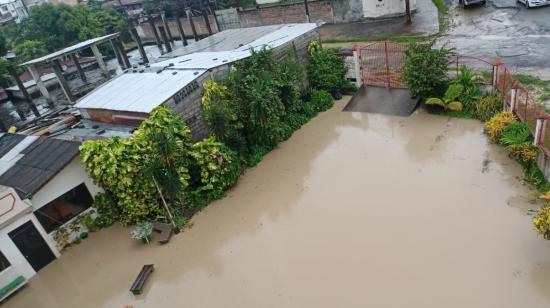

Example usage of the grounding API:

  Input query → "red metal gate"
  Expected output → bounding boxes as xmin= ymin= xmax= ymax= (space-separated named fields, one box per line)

xmin=354 ymin=41 xmax=408 ymax=89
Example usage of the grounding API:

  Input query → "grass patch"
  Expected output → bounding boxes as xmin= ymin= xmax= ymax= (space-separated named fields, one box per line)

xmin=514 ymin=74 xmax=550 ymax=109
xmin=432 ymin=0 xmax=449 ymax=14
xmin=523 ymin=162 xmax=550 ymax=193
xmin=322 ymin=34 xmax=430 ymax=45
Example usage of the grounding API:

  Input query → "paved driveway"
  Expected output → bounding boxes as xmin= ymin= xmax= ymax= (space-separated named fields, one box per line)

xmin=438 ymin=1 xmax=550 ymax=78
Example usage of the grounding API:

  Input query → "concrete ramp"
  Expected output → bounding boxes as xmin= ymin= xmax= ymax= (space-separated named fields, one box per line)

xmin=343 ymin=86 xmax=419 ymax=117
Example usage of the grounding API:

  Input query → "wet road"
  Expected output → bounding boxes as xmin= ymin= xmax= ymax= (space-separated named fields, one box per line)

xmin=5 ymin=97 xmax=550 ymax=308
xmin=438 ymin=0 xmax=550 ymax=78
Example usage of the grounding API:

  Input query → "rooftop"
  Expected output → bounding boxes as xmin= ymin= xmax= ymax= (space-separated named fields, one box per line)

xmin=74 ymin=23 xmax=319 ymax=114
xmin=21 ymin=33 xmax=119 ymax=66
xmin=0 ymin=134 xmax=80 ymax=199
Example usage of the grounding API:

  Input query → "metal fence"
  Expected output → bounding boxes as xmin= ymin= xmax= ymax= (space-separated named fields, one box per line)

xmin=346 ymin=44 xmax=550 ymax=158
xmin=354 ymin=41 xmax=408 ymax=89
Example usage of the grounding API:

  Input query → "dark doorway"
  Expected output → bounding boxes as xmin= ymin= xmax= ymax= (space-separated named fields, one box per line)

xmin=8 ymin=221 xmax=56 ymax=272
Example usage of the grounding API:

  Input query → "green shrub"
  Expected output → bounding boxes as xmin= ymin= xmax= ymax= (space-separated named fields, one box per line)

xmin=473 ymin=92 xmax=503 ymax=121
xmin=507 ymin=142 xmax=538 ymax=164
xmin=500 ymin=122 xmax=531 ymax=146
xmin=187 ymin=137 xmax=241 ymax=210
xmin=91 ymin=192 xmax=118 ymax=228
xmin=403 ymin=41 xmax=451 ymax=98
xmin=81 ymin=107 xmax=193 ymax=225
xmin=425 ymin=84 xmax=464 ymax=111
xmin=310 ymin=89 xmax=334 ymax=112
xmin=307 ymin=40 xmax=348 ymax=95
xmin=451 ymin=65 xmax=481 ymax=110
xmin=484 ymin=111 xmax=516 ymax=143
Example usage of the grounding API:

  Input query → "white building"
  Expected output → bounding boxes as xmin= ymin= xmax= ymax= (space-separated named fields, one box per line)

xmin=0 ymin=133 xmax=102 ymax=301
xmin=362 ymin=0 xmax=417 ymax=18
xmin=0 ymin=0 xmax=27 ymax=24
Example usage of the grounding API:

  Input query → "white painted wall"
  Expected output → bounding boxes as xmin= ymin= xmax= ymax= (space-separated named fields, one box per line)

xmin=29 ymin=157 xmax=103 ymax=211
xmin=0 ymin=213 xmax=59 ymax=289
xmin=362 ymin=0 xmax=416 ymax=18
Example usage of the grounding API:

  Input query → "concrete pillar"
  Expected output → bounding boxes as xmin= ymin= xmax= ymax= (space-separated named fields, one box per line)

xmin=110 ymin=39 xmax=125 ymax=69
xmin=8 ymin=65 xmax=39 ymax=117
xmin=161 ymin=12 xmax=174 ymax=43
xmin=175 ymin=11 xmax=188 ymax=46
xmin=27 ymin=64 xmax=54 ymax=107
xmin=130 ymin=27 xmax=148 ymax=63
xmin=70 ymin=53 xmax=87 ymax=82
xmin=158 ymin=26 xmax=173 ymax=53
xmin=15 ymin=107 xmax=26 ymax=120
xmin=186 ymin=9 xmax=199 ymax=41
xmin=0 ymin=116 xmax=7 ymax=132
xmin=148 ymin=16 xmax=163 ymax=50
xmin=492 ymin=65 xmax=499 ymax=89
xmin=534 ymin=118 xmax=545 ymax=146
xmin=509 ymin=88 xmax=517 ymax=112
xmin=353 ymin=50 xmax=362 ymax=88
xmin=52 ymin=59 xmax=75 ymax=103
xmin=115 ymin=38 xmax=131 ymax=69
xmin=91 ymin=44 xmax=110 ymax=78
xmin=202 ymin=9 xmax=212 ymax=36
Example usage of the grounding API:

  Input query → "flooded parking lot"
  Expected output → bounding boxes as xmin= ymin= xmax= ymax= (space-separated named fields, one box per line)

xmin=5 ymin=97 xmax=550 ymax=307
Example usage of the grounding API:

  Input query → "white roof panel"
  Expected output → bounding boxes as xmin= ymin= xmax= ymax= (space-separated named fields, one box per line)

xmin=150 ymin=50 xmax=251 ymax=70
xmin=75 ymin=69 xmax=206 ymax=113
xmin=235 ymin=23 xmax=318 ymax=52
xmin=22 ymin=33 xmax=119 ymax=66
xmin=74 ymin=23 xmax=319 ymax=114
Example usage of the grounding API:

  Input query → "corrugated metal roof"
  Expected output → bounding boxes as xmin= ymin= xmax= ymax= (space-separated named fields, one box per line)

xmin=0 ymin=133 xmax=25 ymax=158
xmin=0 ymin=137 xmax=80 ymax=199
xmin=159 ymin=25 xmax=283 ymax=58
xmin=74 ymin=23 xmax=318 ymax=114
xmin=21 ymin=33 xmax=119 ymax=66
xmin=75 ymin=69 xmax=207 ymax=113
xmin=151 ymin=50 xmax=251 ymax=70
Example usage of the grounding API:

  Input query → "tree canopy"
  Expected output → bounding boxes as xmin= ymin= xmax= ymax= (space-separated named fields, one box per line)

xmin=0 ymin=3 xmax=128 ymax=62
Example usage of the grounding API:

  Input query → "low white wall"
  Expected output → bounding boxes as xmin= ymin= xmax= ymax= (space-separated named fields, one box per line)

xmin=30 ymin=157 xmax=102 ymax=211
xmin=362 ymin=0 xmax=417 ymax=18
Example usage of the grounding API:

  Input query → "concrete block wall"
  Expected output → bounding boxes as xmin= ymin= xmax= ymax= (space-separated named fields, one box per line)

xmin=238 ymin=0 xmax=334 ymax=27
xmin=166 ymin=29 xmax=320 ymax=141
xmin=137 ymin=16 xmax=220 ymax=43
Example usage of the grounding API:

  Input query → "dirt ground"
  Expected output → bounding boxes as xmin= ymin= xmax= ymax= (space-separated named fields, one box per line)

xmin=5 ymin=97 xmax=550 ymax=308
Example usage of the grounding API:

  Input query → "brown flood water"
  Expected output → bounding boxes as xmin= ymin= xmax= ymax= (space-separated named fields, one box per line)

xmin=6 ymin=97 xmax=550 ymax=308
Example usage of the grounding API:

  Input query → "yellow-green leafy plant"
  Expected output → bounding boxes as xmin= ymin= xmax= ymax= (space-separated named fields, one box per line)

xmin=187 ymin=137 xmax=241 ymax=210
xmin=484 ymin=112 xmax=516 ymax=143
xmin=425 ymin=84 xmax=464 ymax=111
xmin=80 ymin=106 xmax=192 ymax=224
xmin=533 ymin=193 xmax=550 ymax=239
xmin=506 ymin=142 xmax=538 ymax=164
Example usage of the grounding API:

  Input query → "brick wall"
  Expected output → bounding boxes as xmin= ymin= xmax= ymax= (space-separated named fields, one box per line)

xmin=238 ymin=0 xmax=334 ymax=28
xmin=137 ymin=15 xmax=220 ymax=43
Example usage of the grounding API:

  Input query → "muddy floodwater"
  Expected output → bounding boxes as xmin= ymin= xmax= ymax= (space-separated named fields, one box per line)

xmin=6 ymin=97 xmax=550 ymax=307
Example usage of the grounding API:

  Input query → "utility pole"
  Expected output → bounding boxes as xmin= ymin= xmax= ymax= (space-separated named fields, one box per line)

xmin=405 ymin=0 xmax=411 ymax=23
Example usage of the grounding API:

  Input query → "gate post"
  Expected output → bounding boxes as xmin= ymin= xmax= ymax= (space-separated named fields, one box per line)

xmin=353 ymin=49 xmax=362 ymax=88
xmin=384 ymin=41 xmax=390 ymax=88
xmin=509 ymin=88 xmax=517 ymax=112
xmin=492 ymin=64 xmax=499 ymax=90
xmin=534 ymin=118 xmax=545 ymax=146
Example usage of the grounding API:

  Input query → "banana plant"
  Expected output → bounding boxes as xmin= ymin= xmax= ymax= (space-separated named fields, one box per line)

xmin=426 ymin=84 xmax=464 ymax=111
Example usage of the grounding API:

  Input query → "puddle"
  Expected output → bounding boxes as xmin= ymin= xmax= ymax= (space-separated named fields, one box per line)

xmin=5 ymin=97 xmax=550 ymax=308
